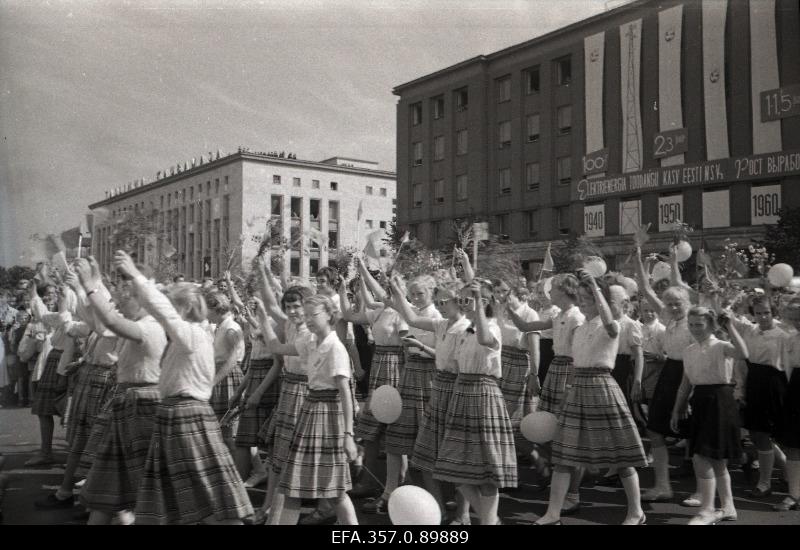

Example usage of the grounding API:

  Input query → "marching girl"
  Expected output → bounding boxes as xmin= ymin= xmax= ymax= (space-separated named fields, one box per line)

xmin=774 ymin=298 xmax=800 ymax=512
xmin=608 ymin=285 xmax=644 ymax=426
xmin=670 ymin=307 xmax=747 ymax=524
xmin=535 ymin=274 xmax=647 ymax=526
xmin=531 ymin=281 xmax=558 ymax=387
xmin=339 ymin=258 xmax=408 ymax=506
xmin=268 ymin=294 xmax=359 ymax=525
xmin=113 ymin=251 xmax=252 ymax=525
xmin=71 ymin=258 xmax=167 ymax=525
xmin=634 ymin=247 xmax=696 ymax=502
xmin=434 ymin=279 xmax=517 ymax=526
xmin=206 ymin=292 xmax=245 ymax=452
xmin=639 ymin=300 xmax=666 ymax=416
xmin=729 ymin=295 xmax=789 ymax=498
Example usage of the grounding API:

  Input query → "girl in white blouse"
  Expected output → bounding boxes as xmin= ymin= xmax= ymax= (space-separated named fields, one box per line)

xmin=774 ymin=298 xmax=800 ymax=512
xmin=670 ymin=307 xmax=748 ymax=525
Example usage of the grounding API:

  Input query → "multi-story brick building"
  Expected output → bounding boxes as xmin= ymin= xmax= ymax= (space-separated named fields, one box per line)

xmin=393 ymin=0 xmax=800 ymax=275
xmin=89 ymin=151 xmax=396 ymax=280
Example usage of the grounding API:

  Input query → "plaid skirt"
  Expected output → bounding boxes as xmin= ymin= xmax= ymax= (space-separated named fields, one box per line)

xmin=385 ymin=355 xmax=435 ymax=455
xmin=551 ymin=367 xmax=647 ymax=469
xmin=354 ymin=346 xmax=404 ymax=442
xmin=537 ymin=355 xmax=573 ymax=414
xmin=79 ymin=384 xmax=160 ymax=512
xmin=210 ymin=362 xmax=244 ymax=439
xmin=777 ymin=369 xmax=800 ymax=449
xmin=411 ymin=371 xmax=457 ymax=473
xmin=743 ymin=362 xmax=787 ymax=435
xmin=538 ymin=339 xmax=555 ymax=387
xmin=134 ymin=396 xmax=253 ymax=525
xmin=259 ymin=372 xmax=309 ymax=474
xmin=235 ymin=359 xmax=281 ymax=447
xmin=688 ymin=385 xmax=742 ymax=461
xmin=31 ymin=348 xmax=68 ymax=417
xmin=76 ymin=381 xmax=122 ymax=477
xmin=433 ymin=374 xmax=518 ymax=488
xmin=67 ymin=364 xmax=115 ymax=458
xmin=646 ymin=358 xmax=685 ymax=437
xmin=499 ymin=346 xmax=533 ymax=449
xmin=277 ymin=389 xmax=352 ymax=499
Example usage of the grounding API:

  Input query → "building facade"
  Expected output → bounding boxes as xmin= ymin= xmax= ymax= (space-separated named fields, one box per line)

xmin=393 ymin=0 xmax=800 ymax=275
xmin=89 ymin=152 xmax=396 ymax=280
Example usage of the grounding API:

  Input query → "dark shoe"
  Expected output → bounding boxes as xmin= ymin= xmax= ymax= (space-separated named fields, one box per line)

xmin=595 ymin=474 xmax=621 ymax=487
xmin=361 ymin=496 xmax=388 ymax=515
xmin=533 ymin=518 xmax=562 ymax=525
xmin=348 ymin=481 xmax=381 ymax=499
xmin=750 ymin=485 xmax=772 ymax=498
xmin=298 ymin=508 xmax=337 ymax=525
xmin=24 ymin=455 xmax=55 ymax=467
xmin=560 ymin=500 xmax=581 ymax=516
xmin=773 ymin=497 xmax=799 ymax=512
xmin=34 ymin=493 xmax=74 ymax=509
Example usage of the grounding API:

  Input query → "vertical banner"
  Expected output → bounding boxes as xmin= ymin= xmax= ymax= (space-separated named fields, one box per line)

xmin=620 ymin=19 xmax=643 ymax=173
xmin=702 ymin=0 xmax=730 ymax=160
xmin=658 ymin=5 xmax=685 ymax=167
xmin=750 ymin=0 xmax=782 ymax=154
xmin=702 ymin=189 xmax=731 ymax=228
xmin=584 ymin=32 xmax=606 ymax=155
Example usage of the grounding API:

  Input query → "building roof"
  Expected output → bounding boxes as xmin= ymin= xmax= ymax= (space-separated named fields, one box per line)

xmin=320 ymin=156 xmax=379 ymax=165
xmin=89 ymin=150 xmax=396 ymax=209
xmin=392 ymin=0 xmax=649 ymax=95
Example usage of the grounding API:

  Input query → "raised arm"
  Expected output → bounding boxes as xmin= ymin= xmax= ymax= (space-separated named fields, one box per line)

xmin=224 ymin=270 xmax=246 ymax=312
xmin=454 ymin=247 xmax=474 ymax=283
xmin=471 ymin=281 xmax=499 ymax=349
xmin=386 ymin=276 xmax=437 ymax=332
xmin=254 ymin=298 xmax=299 ymax=356
xmin=719 ymin=312 xmax=748 ymax=361
xmin=256 ymin=257 xmax=287 ymax=323
xmin=338 ymin=280 xmax=370 ymax=325
xmin=634 ymin=246 xmax=664 ymax=313
xmin=75 ymin=258 xmax=144 ymax=342
xmin=507 ymin=306 xmax=553 ymax=332
xmin=357 ymin=257 xmax=387 ymax=303
xmin=668 ymin=244 xmax=698 ymax=302
xmin=580 ymin=270 xmax=619 ymax=338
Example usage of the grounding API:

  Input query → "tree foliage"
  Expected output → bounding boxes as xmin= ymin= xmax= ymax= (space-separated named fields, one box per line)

xmin=765 ymin=207 xmax=800 ymax=270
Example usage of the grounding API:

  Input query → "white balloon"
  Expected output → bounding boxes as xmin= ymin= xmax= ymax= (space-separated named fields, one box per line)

xmin=768 ymin=263 xmax=794 ymax=288
xmin=583 ymin=256 xmax=607 ymax=278
xmin=620 ymin=276 xmax=639 ymax=297
xmin=675 ymin=240 xmax=692 ymax=262
xmin=651 ymin=261 xmax=671 ymax=282
xmin=521 ymin=411 xmax=558 ymax=443
xmin=370 ymin=385 xmax=402 ymax=424
xmin=388 ymin=486 xmax=441 ymax=525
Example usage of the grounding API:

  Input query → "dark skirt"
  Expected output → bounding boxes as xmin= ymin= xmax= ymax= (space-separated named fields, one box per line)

xmin=385 ymin=355 xmax=435 ymax=455
xmin=235 ymin=358 xmax=280 ymax=447
xmin=80 ymin=384 xmax=160 ymax=512
xmin=646 ymin=358 xmax=685 ymax=437
xmin=552 ymin=368 xmax=647 ymax=469
xmin=134 ymin=396 xmax=253 ymax=525
xmin=433 ymin=374 xmax=518 ymax=488
xmin=411 ymin=371 xmax=457 ymax=473
xmin=209 ymin=362 xmax=244 ymax=439
xmin=66 ymin=364 xmax=115 ymax=459
xmin=743 ymin=362 xmax=787 ymax=435
xmin=538 ymin=339 xmax=555 ymax=387
xmin=688 ymin=385 xmax=742 ymax=461
xmin=642 ymin=356 xmax=665 ymax=402
xmin=777 ymin=369 xmax=800 ymax=449
xmin=278 ymin=389 xmax=352 ymax=499
xmin=354 ymin=345 xmax=404 ymax=442
xmin=499 ymin=346 xmax=533 ymax=450
xmin=31 ymin=348 xmax=68 ymax=417
xmin=612 ymin=354 xmax=633 ymax=403
xmin=76 ymin=381 xmax=122 ymax=477
xmin=538 ymin=355 xmax=573 ymax=414
xmin=260 ymin=371 xmax=309 ymax=474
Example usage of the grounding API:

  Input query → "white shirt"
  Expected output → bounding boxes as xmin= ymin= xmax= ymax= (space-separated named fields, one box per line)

xmin=134 ymin=276 xmax=216 ymax=401
xmin=214 ymin=314 xmax=245 ymax=364
xmin=733 ymin=317 xmax=786 ymax=370
xmin=365 ymin=306 xmax=408 ymax=346
xmin=116 ymin=315 xmax=167 ymax=384
xmin=295 ymin=331 xmax=351 ymax=390
xmin=406 ymin=303 xmax=441 ymax=351
xmin=285 ymin=320 xmax=311 ymax=375
xmin=640 ymin=319 xmax=666 ymax=356
xmin=683 ymin=336 xmax=734 ymax=385
xmin=571 ymin=315 xmax=619 ymax=369
xmin=432 ymin=316 xmax=472 ymax=373
xmin=780 ymin=328 xmax=799 ymax=382
xmin=552 ymin=305 xmax=585 ymax=357
xmin=662 ymin=317 xmax=695 ymax=360
xmin=537 ymin=305 xmax=559 ymax=340
xmin=454 ymin=319 xmax=502 ymax=378
xmin=618 ymin=314 xmax=643 ymax=356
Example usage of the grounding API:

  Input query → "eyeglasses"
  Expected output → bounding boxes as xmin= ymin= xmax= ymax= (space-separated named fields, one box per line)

xmin=435 ymin=298 xmax=452 ymax=306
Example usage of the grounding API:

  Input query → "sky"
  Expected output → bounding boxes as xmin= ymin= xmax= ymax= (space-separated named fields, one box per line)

xmin=0 ymin=0 xmax=610 ymax=267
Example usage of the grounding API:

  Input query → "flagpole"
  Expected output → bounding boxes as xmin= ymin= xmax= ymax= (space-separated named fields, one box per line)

xmin=77 ymin=235 xmax=83 ymax=259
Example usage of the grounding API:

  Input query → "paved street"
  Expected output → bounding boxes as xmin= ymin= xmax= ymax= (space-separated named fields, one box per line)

xmin=0 ymin=403 xmax=798 ymax=525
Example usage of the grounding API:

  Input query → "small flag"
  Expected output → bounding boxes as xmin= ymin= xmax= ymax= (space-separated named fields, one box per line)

xmin=364 ymin=229 xmax=384 ymax=260
xmin=80 ymin=215 xmax=92 ymax=239
xmin=731 ymin=255 xmax=749 ymax=277
xmin=473 ymin=222 xmax=489 ymax=242
xmin=400 ymin=230 xmax=410 ymax=244
xmin=542 ymin=242 xmax=554 ymax=271
xmin=163 ymin=240 xmax=177 ymax=258
xmin=307 ymin=227 xmax=327 ymax=251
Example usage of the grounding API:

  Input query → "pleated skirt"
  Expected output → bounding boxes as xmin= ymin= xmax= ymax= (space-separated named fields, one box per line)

xmin=537 ymin=355 xmax=573 ymax=414
xmin=688 ymin=385 xmax=742 ymax=461
xmin=235 ymin=358 xmax=280 ymax=447
xmin=385 ymin=355 xmax=435 ymax=455
xmin=646 ymin=358 xmax=685 ymax=437
xmin=410 ymin=370 xmax=457 ymax=473
xmin=31 ymin=348 xmax=67 ymax=417
xmin=777 ymin=369 xmax=800 ymax=449
xmin=538 ymin=339 xmax=555 ymax=387
xmin=354 ymin=345 xmax=404 ymax=442
xmin=499 ymin=346 xmax=532 ymax=449
xmin=209 ymin=362 xmax=244 ymax=439
xmin=259 ymin=371 xmax=309 ymax=474
xmin=743 ymin=362 xmax=787 ymax=436
xmin=67 ymin=364 xmax=115 ymax=459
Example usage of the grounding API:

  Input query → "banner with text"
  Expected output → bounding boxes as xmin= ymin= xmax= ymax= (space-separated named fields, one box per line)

xmin=574 ymin=148 xmax=800 ymax=202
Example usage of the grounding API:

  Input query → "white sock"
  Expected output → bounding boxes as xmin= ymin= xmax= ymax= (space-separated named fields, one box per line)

xmin=716 ymin=471 xmax=735 ymax=514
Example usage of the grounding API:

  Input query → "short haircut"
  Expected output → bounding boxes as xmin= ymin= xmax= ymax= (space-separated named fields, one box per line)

xmin=173 ymin=274 xmax=185 ymax=282
xmin=409 ymin=274 xmax=437 ymax=294
xmin=205 ymin=291 xmax=232 ymax=314
xmin=552 ymin=273 xmax=580 ymax=301
xmin=304 ymin=294 xmax=338 ymax=326
xmin=282 ymin=285 xmax=314 ymax=309
xmin=168 ymin=283 xmax=208 ymax=322
xmin=688 ymin=306 xmax=718 ymax=331
xmin=579 ymin=276 xmax=611 ymax=303
xmin=316 ymin=266 xmax=339 ymax=284
xmin=662 ymin=286 xmax=691 ymax=306
xmin=749 ymin=294 xmax=777 ymax=316
xmin=609 ymin=284 xmax=629 ymax=304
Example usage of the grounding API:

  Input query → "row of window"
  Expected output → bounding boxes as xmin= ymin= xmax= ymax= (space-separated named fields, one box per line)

xmin=111 ymin=176 xmax=230 ymax=219
xmin=408 ymin=56 xmax=572 ymax=125
xmin=273 ymin=175 xmax=338 ymax=191
xmin=365 ymin=186 xmax=388 ymax=196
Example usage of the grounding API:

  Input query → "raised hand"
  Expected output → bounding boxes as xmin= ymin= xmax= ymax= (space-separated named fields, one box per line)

xmin=113 ymin=250 xmax=141 ymax=280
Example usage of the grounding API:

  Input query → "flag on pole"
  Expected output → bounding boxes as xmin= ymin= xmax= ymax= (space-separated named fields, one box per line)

xmin=400 ymin=231 xmax=410 ymax=244
xmin=542 ymin=242 xmax=554 ymax=271
xmin=307 ymin=227 xmax=328 ymax=252
xmin=363 ymin=229 xmax=384 ymax=260
xmin=162 ymin=240 xmax=177 ymax=258
xmin=472 ymin=222 xmax=489 ymax=242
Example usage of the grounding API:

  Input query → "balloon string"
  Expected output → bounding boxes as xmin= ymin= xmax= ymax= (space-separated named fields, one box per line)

xmin=359 ymin=464 xmax=387 ymax=491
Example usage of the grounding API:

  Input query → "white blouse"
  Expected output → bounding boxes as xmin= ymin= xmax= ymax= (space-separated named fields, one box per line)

xmin=295 ymin=331 xmax=351 ymax=391
xmin=618 ymin=314 xmax=643 ymax=355
xmin=571 ymin=315 xmax=619 ymax=369
xmin=500 ymin=303 xmax=539 ymax=350
xmin=116 ymin=315 xmax=167 ymax=384
xmin=285 ymin=320 xmax=311 ymax=375
xmin=640 ymin=319 xmax=666 ymax=356
xmin=552 ymin=305 xmax=585 ymax=357
xmin=432 ymin=316 xmax=472 ymax=373
xmin=662 ymin=317 xmax=695 ymax=361
xmin=406 ymin=303 xmax=441 ymax=351
xmin=683 ymin=336 xmax=734 ymax=385
xmin=780 ymin=328 xmax=799 ymax=381
xmin=213 ymin=315 xmax=245 ymax=364
xmin=733 ymin=317 xmax=786 ymax=370
xmin=365 ymin=306 xmax=408 ymax=346
xmin=537 ymin=305 xmax=559 ymax=340
xmin=454 ymin=319 xmax=502 ymax=378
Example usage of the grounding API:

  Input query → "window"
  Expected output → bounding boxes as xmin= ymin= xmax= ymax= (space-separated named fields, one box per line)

xmin=498 ymin=121 xmax=511 ymax=148
xmin=434 ymin=179 xmax=445 ymax=203
xmin=312 ymin=179 xmax=320 ymax=189
xmin=273 ymin=175 xmax=281 ymax=185
xmin=365 ymin=185 xmax=373 ymax=195
xmin=526 ymin=162 xmax=541 ymax=190
xmin=496 ymin=76 xmax=511 ymax=102
xmin=271 ymin=195 xmax=283 ymax=217
xmin=557 ymin=105 xmax=572 ymax=135
xmin=413 ymin=142 xmax=423 ymax=166
xmin=496 ymin=214 xmax=509 ymax=236
xmin=434 ymin=136 xmax=445 ymax=161
xmin=432 ymin=96 xmax=444 ymax=119
xmin=366 ymin=220 xmax=374 ymax=229
xmin=206 ymin=181 xmax=211 ymax=194
xmin=330 ymin=181 xmax=338 ymax=191
xmin=411 ymin=102 xmax=422 ymax=125
xmin=413 ymin=183 xmax=423 ymax=207
xmin=456 ymin=129 xmax=468 ymax=155
xmin=499 ymin=168 xmax=511 ymax=195
xmin=215 ymin=178 xmax=219 ymax=194
xmin=526 ymin=210 xmax=538 ymax=237
xmin=431 ymin=221 xmax=441 ymax=243
xmin=456 ymin=174 xmax=468 ymax=201
xmin=189 ymin=187 xmax=194 ymax=200
xmin=527 ymin=114 xmax=541 ymax=142
xmin=329 ymin=200 xmax=339 ymax=221
xmin=557 ymin=156 xmax=571 ymax=184
xmin=556 ymin=56 xmax=572 ymax=85
xmin=619 ymin=199 xmax=642 ymax=235
xmin=293 ymin=177 xmax=301 ymax=187
xmin=557 ymin=206 xmax=571 ymax=235
xmin=380 ymin=188 xmax=387 ymax=196
xmin=380 ymin=221 xmax=387 ymax=229
xmin=455 ymin=87 xmax=468 ymax=111
xmin=224 ymin=175 xmax=229 ymax=193
xmin=525 ymin=66 xmax=541 ymax=94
